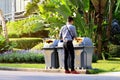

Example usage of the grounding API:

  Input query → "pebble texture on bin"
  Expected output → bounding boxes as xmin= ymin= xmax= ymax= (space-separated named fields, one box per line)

xmin=57 ymin=40 xmax=83 ymax=69
xmin=43 ymin=39 xmax=59 ymax=69
xmin=81 ymin=37 xmax=94 ymax=69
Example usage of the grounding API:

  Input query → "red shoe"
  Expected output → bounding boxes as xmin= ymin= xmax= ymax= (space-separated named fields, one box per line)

xmin=65 ymin=70 xmax=71 ymax=74
xmin=71 ymin=70 xmax=80 ymax=74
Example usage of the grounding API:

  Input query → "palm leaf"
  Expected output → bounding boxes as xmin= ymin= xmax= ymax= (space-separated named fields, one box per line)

xmin=115 ymin=0 xmax=120 ymax=12
xmin=56 ymin=4 xmax=72 ymax=19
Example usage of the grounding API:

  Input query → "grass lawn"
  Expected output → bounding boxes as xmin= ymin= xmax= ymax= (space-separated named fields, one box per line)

xmin=0 ymin=63 xmax=45 ymax=69
xmin=90 ymin=58 xmax=120 ymax=74
xmin=0 ymin=58 xmax=120 ymax=74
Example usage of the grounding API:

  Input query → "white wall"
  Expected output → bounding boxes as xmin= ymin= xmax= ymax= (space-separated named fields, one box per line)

xmin=0 ymin=0 xmax=32 ymax=20
xmin=0 ymin=0 xmax=12 ymax=14
xmin=16 ymin=0 xmax=24 ymax=12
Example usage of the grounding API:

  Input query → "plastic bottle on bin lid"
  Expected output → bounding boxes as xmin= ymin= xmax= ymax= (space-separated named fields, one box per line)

xmin=58 ymin=40 xmax=63 ymax=47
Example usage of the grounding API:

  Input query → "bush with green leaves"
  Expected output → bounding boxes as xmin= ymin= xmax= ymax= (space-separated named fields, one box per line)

xmin=109 ymin=44 xmax=120 ymax=57
xmin=92 ymin=54 xmax=98 ymax=63
xmin=0 ymin=52 xmax=45 ymax=63
xmin=7 ymin=15 xmax=48 ymax=38
xmin=0 ymin=35 xmax=15 ymax=53
xmin=31 ymin=43 xmax=43 ymax=50
xmin=10 ymin=38 xmax=43 ymax=49
xmin=110 ymin=34 xmax=120 ymax=45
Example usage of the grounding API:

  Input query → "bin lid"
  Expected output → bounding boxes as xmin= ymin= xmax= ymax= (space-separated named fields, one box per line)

xmin=57 ymin=37 xmax=83 ymax=47
xmin=81 ymin=37 xmax=93 ymax=46
xmin=57 ymin=37 xmax=93 ymax=47
xmin=43 ymin=39 xmax=59 ymax=48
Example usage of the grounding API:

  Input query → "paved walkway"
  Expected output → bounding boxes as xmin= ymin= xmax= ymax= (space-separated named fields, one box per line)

xmin=0 ymin=70 xmax=120 ymax=80
xmin=0 ymin=67 xmax=120 ymax=80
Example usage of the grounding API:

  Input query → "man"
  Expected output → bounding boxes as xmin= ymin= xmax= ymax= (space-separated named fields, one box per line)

xmin=59 ymin=16 xmax=79 ymax=74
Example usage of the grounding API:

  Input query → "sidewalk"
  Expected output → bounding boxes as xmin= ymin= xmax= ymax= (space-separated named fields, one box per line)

xmin=0 ymin=66 xmax=120 ymax=76
xmin=0 ymin=70 xmax=120 ymax=80
xmin=99 ymin=72 xmax=120 ymax=76
xmin=0 ymin=67 xmax=86 ymax=73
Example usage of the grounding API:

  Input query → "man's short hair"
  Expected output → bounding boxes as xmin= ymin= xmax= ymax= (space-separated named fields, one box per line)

xmin=68 ymin=16 xmax=74 ymax=22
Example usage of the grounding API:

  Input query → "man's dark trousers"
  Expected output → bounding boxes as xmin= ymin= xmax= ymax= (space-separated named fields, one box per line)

xmin=63 ymin=41 xmax=75 ymax=71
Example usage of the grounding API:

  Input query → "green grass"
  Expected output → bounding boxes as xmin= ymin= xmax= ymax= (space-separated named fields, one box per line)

xmin=89 ymin=58 xmax=120 ymax=74
xmin=0 ymin=63 xmax=45 ymax=69
xmin=0 ymin=58 xmax=120 ymax=74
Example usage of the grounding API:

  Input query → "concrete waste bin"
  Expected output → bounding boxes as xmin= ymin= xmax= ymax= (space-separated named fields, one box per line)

xmin=73 ymin=38 xmax=84 ymax=69
xmin=81 ymin=37 xmax=94 ymax=69
xmin=43 ymin=39 xmax=59 ymax=69
xmin=57 ymin=37 xmax=94 ymax=69
xmin=57 ymin=38 xmax=84 ymax=69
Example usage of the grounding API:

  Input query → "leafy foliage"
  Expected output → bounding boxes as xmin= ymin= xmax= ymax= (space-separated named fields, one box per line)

xmin=109 ymin=44 xmax=120 ymax=57
xmin=92 ymin=54 xmax=98 ymax=63
xmin=31 ymin=42 xmax=43 ymax=50
xmin=0 ymin=35 xmax=15 ymax=53
xmin=25 ymin=0 xmax=96 ymax=39
xmin=25 ymin=0 xmax=40 ymax=16
xmin=0 ymin=52 xmax=45 ymax=63
xmin=7 ymin=15 xmax=48 ymax=38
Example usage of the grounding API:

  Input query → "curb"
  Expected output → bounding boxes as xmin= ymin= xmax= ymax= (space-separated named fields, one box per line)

xmin=0 ymin=67 xmax=87 ymax=74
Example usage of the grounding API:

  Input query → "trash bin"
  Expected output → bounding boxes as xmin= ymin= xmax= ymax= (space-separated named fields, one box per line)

xmin=42 ymin=39 xmax=59 ymax=69
xmin=73 ymin=38 xmax=84 ymax=69
xmin=57 ymin=37 xmax=94 ymax=69
xmin=57 ymin=38 xmax=84 ymax=69
xmin=81 ymin=37 xmax=94 ymax=69
xmin=57 ymin=41 xmax=68 ymax=69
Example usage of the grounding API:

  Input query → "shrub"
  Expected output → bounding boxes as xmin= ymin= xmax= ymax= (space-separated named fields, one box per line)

xmin=0 ymin=52 xmax=45 ymax=63
xmin=109 ymin=44 xmax=120 ymax=57
xmin=92 ymin=54 xmax=98 ymax=63
xmin=110 ymin=34 xmax=120 ymax=45
xmin=31 ymin=43 xmax=44 ymax=50
xmin=10 ymin=38 xmax=43 ymax=49
xmin=7 ymin=15 xmax=49 ymax=38
xmin=0 ymin=35 xmax=15 ymax=53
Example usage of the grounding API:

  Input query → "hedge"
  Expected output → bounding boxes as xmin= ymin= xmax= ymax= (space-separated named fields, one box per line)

xmin=31 ymin=43 xmax=44 ymax=50
xmin=10 ymin=38 xmax=43 ymax=49
xmin=0 ymin=52 xmax=45 ymax=63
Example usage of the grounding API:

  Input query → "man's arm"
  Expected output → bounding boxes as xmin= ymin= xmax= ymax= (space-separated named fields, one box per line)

xmin=71 ymin=26 xmax=77 ymax=39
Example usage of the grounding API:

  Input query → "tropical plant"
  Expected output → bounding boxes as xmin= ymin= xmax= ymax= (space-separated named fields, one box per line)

xmin=25 ymin=0 xmax=120 ymax=58
xmin=7 ymin=15 xmax=48 ymax=38
xmin=0 ymin=35 xmax=14 ymax=53
xmin=25 ymin=0 xmax=96 ymax=39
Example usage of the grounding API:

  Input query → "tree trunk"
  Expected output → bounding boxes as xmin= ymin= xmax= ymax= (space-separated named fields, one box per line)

xmin=101 ymin=0 xmax=114 ymax=59
xmin=107 ymin=0 xmax=114 ymax=40
xmin=97 ymin=0 xmax=103 ymax=57
xmin=91 ymin=0 xmax=107 ymax=57
xmin=0 ymin=9 xmax=9 ymax=42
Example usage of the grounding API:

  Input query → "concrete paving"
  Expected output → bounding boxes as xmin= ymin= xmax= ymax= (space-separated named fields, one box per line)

xmin=0 ymin=70 xmax=120 ymax=80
